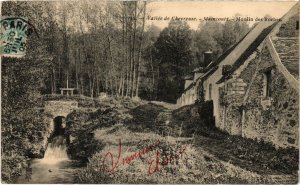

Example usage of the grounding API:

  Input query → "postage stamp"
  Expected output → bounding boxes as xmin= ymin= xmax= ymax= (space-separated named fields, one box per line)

xmin=0 ymin=17 xmax=31 ymax=57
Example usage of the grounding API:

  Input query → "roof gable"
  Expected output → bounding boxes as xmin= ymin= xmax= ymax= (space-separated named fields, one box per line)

xmin=217 ymin=22 xmax=277 ymax=84
xmin=203 ymin=19 xmax=277 ymax=84
xmin=216 ymin=3 xmax=299 ymax=84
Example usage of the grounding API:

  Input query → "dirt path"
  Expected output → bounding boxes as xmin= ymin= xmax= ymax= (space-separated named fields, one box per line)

xmin=71 ymin=100 xmax=298 ymax=184
xmin=125 ymin=102 xmax=298 ymax=178
xmin=123 ymin=102 xmax=298 ymax=183
xmin=192 ymin=132 xmax=298 ymax=176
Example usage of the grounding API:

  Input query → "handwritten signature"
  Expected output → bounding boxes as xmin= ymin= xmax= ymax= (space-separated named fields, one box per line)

xmin=148 ymin=144 xmax=187 ymax=175
xmin=101 ymin=139 xmax=187 ymax=176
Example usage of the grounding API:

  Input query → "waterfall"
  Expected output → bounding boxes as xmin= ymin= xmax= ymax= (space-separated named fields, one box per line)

xmin=16 ymin=117 xmax=80 ymax=183
xmin=40 ymin=135 xmax=69 ymax=164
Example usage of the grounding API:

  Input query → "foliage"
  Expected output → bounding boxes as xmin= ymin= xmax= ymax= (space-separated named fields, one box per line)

xmin=1 ymin=155 xmax=27 ymax=183
xmin=0 ymin=1 xmax=254 ymax=183
xmin=193 ymin=19 xmax=250 ymax=66
xmin=65 ymin=97 xmax=140 ymax=161
xmin=154 ymin=20 xmax=193 ymax=102
xmin=221 ymin=17 xmax=250 ymax=51
xmin=125 ymin=103 xmax=166 ymax=132
xmin=151 ymin=18 xmax=249 ymax=103
xmin=1 ymin=1 xmax=54 ymax=182
xmin=38 ymin=1 xmax=149 ymax=98
xmin=1 ymin=1 xmax=251 ymax=104
xmin=168 ymin=104 xmax=299 ymax=176
xmin=195 ymin=132 xmax=299 ymax=176
xmin=139 ymin=25 xmax=161 ymax=100
xmin=75 ymin=124 xmax=284 ymax=184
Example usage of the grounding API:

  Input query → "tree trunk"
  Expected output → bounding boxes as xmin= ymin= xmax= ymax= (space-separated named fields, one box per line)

xmin=121 ymin=3 xmax=126 ymax=97
xmin=80 ymin=77 xmax=84 ymax=95
xmin=125 ymin=7 xmax=130 ymax=97
xmin=128 ymin=18 xmax=133 ymax=97
xmin=149 ymin=46 xmax=155 ymax=99
xmin=135 ymin=2 xmax=147 ymax=97
xmin=52 ymin=67 xmax=56 ymax=94
xmin=131 ymin=1 xmax=138 ymax=98
xmin=51 ymin=69 xmax=54 ymax=94
xmin=121 ymin=73 xmax=125 ymax=96
xmin=76 ymin=48 xmax=79 ymax=92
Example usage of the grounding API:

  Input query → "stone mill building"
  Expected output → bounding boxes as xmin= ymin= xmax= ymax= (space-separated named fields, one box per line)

xmin=177 ymin=4 xmax=299 ymax=148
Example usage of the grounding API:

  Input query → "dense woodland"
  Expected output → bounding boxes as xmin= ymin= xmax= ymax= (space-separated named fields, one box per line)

xmin=1 ymin=1 xmax=250 ymax=182
xmin=2 ymin=1 xmax=250 ymax=102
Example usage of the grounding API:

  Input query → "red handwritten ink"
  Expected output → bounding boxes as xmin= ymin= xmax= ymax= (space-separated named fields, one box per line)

xmin=102 ymin=139 xmax=122 ymax=173
xmin=147 ymin=144 xmax=188 ymax=176
xmin=148 ymin=151 xmax=161 ymax=175
xmin=101 ymin=140 xmax=188 ymax=175
xmin=102 ymin=139 xmax=160 ymax=174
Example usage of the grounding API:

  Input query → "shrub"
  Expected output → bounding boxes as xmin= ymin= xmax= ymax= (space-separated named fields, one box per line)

xmin=1 ymin=155 xmax=26 ymax=183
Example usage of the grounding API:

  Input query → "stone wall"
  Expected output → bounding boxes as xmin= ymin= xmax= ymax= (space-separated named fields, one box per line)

xmin=220 ymin=93 xmax=244 ymax=135
xmin=44 ymin=100 xmax=78 ymax=118
xmin=277 ymin=14 xmax=299 ymax=37
xmin=28 ymin=114 xmax=54 ymax=158
xmin=224 ymin=45 xmax=299 ymax=148
xmin=272 ymin=37 xmax=299 ymax=79
xmin=33 ymin=100 xmax=79 ymax=157
xmin=215 ymin=7 xmax=299 ymax=148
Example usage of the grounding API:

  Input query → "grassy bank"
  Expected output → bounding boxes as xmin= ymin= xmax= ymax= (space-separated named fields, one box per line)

xmin=65 ymin=96 xmax=146 ymax=162
xmin=74 ymin=124 xmax=297 ymax=184
xmin=169 ymin=104 xmax=299 ymax=176
xmin=66 ymin=98 xmax=298 ymax=183
xmin=74 ymin=124 xmax=249 ymax=184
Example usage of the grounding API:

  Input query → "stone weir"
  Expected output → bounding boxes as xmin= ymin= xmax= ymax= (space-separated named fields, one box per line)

xmin=29 ymin=101 xmax=78 ymax=158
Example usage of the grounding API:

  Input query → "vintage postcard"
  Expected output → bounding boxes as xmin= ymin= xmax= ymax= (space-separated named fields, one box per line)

xmin=1 ymin=0 xmax=299 ymax=184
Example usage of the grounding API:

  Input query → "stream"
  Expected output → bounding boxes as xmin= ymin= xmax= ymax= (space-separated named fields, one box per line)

xmin=16 ymin=135 xmax=83 ymax=184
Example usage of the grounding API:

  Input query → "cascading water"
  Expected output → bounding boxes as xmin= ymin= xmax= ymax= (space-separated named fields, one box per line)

xmin=41 ymin=135 xmax=69 ymax=164
xmin=16 ymin=118 xmax=82 ymax=184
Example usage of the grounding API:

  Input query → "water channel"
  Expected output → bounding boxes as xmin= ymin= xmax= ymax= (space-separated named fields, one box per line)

xmin=16 ymin=117 xmax=83 ymax=184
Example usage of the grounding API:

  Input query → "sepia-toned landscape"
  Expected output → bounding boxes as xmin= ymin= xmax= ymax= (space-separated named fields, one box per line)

xmin=1 ymin=1 xmax=299 ymax=184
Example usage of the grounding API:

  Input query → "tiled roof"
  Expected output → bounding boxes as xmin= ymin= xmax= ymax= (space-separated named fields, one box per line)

xmin=216 ymin=21 xmax=278 ymax=84
xmin=181 ymin=23 xmax=253 ymax=93
xmin=272 ymin=37 xmax=299 ymax=79
xmin=182 ymin=33 xmax=244 ymax=92
xmin=217 ymin=3 xmax=299 ymax=84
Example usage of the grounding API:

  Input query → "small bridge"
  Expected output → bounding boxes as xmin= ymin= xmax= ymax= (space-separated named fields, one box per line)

xmin=44 ymin=100 xmax=78 ymax=118
xmin=44 ymin=100 xmax=78 ymax=137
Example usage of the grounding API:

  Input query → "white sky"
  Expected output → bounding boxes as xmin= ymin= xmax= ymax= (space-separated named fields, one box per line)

xmin=146 ymin=1 xmax=297 ymax=30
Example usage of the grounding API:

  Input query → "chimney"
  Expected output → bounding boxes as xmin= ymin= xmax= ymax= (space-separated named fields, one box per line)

xmin=203 ymin=51 xmax=213 ymax=67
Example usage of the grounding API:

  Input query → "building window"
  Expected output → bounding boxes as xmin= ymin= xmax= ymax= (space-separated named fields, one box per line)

xmin=209 ymin=84 xmax=212 ymax=100
xmin=297 ymin=21 xmax=299 ymax=30
xmin=263 ymin=70 xmax=272 ymax=98
xmin=222 ymin=65 xmax=232 ymax=76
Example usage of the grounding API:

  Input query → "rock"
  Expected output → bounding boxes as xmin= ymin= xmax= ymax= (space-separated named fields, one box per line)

xmin=27 ymin=146 xmax=45 ymax=158
xmin=132 ymin=96 xmax=141 ymax=102
xmin=70 ymin=136 xmax=76 ymax=143
xmin=98 ymin=92 xmax=108 ymax=100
